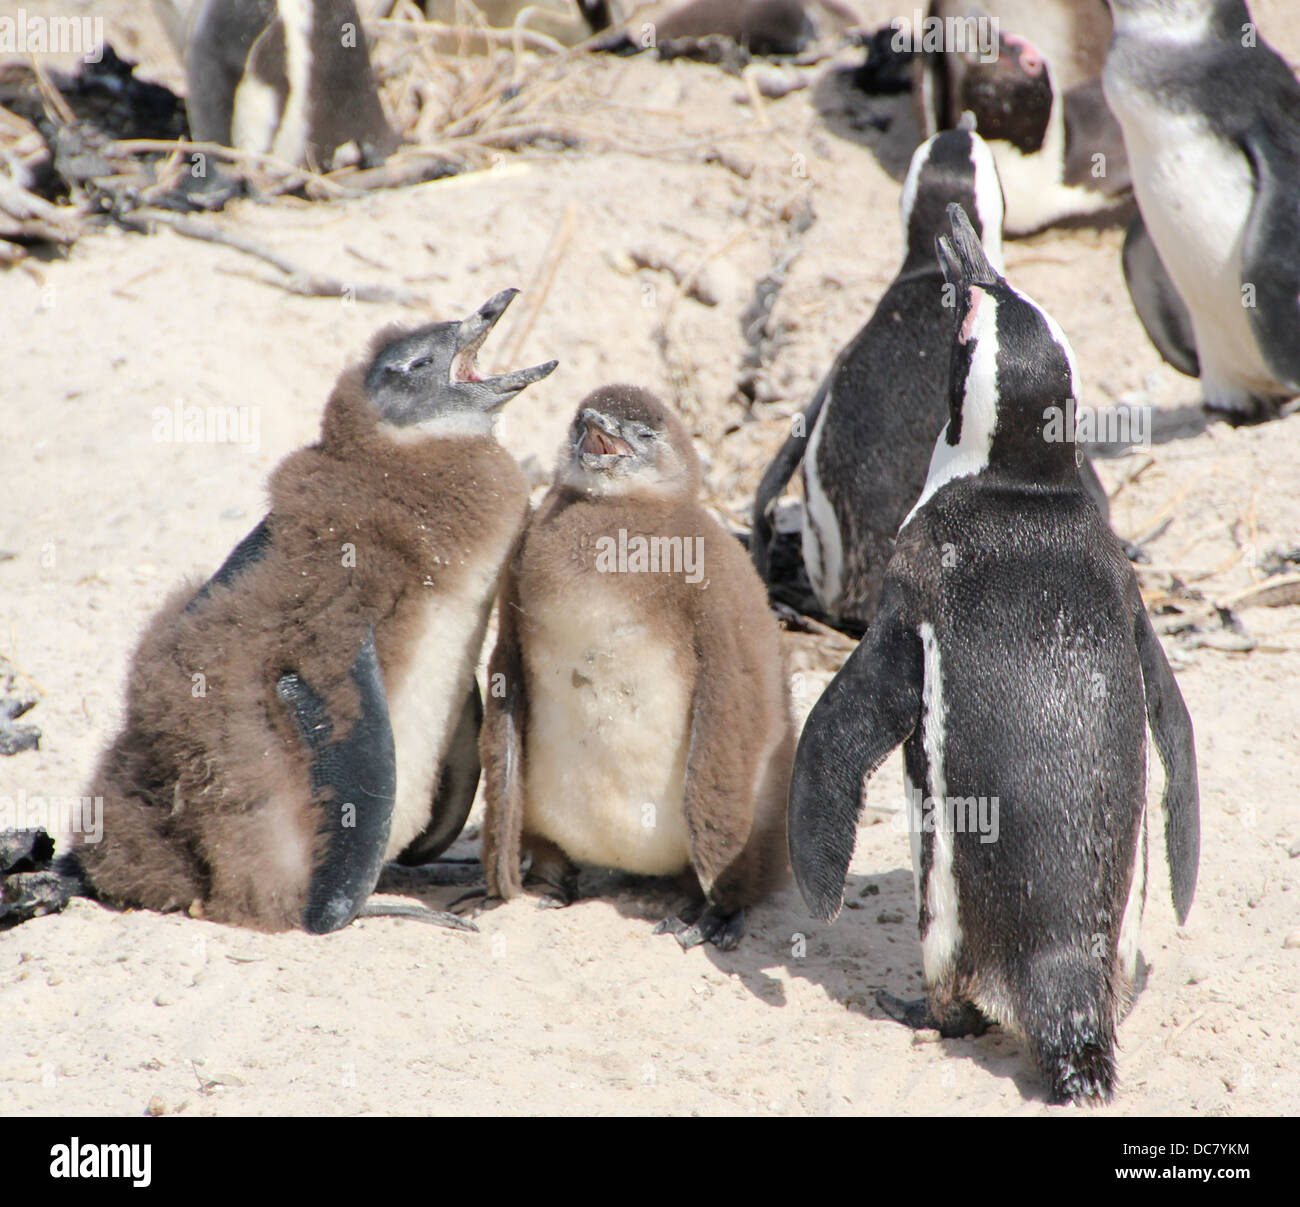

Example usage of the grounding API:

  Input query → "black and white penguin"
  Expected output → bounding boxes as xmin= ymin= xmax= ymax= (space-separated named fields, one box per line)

xmin=752 ymin=122 xmax=1004 ymax=630
xmin=175 ymin=0 xmax=397 ymax=170
xmin=913 ymin=0 xmax=1130 ymax=235
xmin=752 ymin=122 xmax=1112 ymax=631
xmin=788 ymin=204 xmax=1200 ymax=1105
xmin=1103 ymin=0 xmax=1300 ymax=420
xmin=1 ymin=291 xmax=556 ymax=934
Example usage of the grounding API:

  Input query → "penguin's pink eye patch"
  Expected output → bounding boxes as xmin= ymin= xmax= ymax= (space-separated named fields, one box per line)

xmin=1004 ymin=34 xmax=1044 ymax=76
xmin=959 ymin=287 xmax=985 ymax=345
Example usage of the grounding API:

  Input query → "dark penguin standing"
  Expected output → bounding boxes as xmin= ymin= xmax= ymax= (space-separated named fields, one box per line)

xmin=752 ymin=123 xmax=1005 ymax=631
xmin=788 ymin=206 xmax=1200 ymax=1105
xmin=752 ymin=124 xmax=1114 ymax=631
xmin=175 ymin=0 xmax=397 ymax=169
xmin=1104 ymin=0 xmax=1300 ymax=420
xmin=914 ymin=0 xmax=1129 ymax=235
xmin=481 ymin=387 xmax=794 ymax=950
xmin=2 ymin=292 xmax=555 ymax=933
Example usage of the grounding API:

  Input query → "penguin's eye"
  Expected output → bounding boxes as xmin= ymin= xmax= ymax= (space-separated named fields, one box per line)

xmin=408 ymin=356 xmax=434 ymax=372
xmin=635 ymin=428 xmax=655 ymax=442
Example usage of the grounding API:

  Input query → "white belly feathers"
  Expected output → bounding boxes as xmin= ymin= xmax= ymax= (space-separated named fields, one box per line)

xmin=381 ymin=553 xmax=499 ymax=861
xmin=522 ymin=581 xmax=694 ymax=876
xmin=1106 ymin=74 xmax=1276 ymax=408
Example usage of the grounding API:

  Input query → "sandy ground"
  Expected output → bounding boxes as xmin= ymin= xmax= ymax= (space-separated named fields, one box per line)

xmin=1 ymin=1 xmax=1298 ymax=1116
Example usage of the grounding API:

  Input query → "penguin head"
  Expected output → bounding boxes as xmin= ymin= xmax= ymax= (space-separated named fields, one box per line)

xmin=363 ymin=290 xmax=557 ymax=435
xmin=958 ymin=30 xmax=1055 ymax=155
xmin=556 ymin=385 xmax=701 ymax=499
xmin=899 ymin=120 xmax=1004 ymax=273
xmin=933 ymin=202 xmax=1082 ymax=486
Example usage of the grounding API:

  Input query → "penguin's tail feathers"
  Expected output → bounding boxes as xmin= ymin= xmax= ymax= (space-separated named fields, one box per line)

xmin=1019 ymin=948 xmax=1118 ymax=1107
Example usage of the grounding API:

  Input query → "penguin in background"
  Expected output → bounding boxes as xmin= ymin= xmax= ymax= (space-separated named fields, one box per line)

xmin=1 ymin=291 xmax=556 ymax=934
xmin=480 ymin=387 xmax=794 ymax=950
xmin=911 ymin=1 xmax=1130 ymax=235
xmin=420 ymin=1 xmax=616 ymax=48
xmin=1103 ymin=0 xmax=1300 ymax=421
xmin=155 ymin=0 xmax=398 ymax=171
xmin=593 ymin=1 xmax=859 ymax=58
xmin=751 ymin=118 xmax=1113 ymax=633
xmin=788 ymin=205 xmax=1200 ymax=1105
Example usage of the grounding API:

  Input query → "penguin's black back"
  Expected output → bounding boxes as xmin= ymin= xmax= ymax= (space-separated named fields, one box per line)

xmin=806 ymin=269 xmax=950 ymax=621
xmin=896 ymin=477 xmax=1146 ymax=960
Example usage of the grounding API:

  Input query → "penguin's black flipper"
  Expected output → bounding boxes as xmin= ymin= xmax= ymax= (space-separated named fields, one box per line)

xmin=1134 ymin=607 xmax=1199 ymax=924
xmin=789 ymin=582 xmax=923 ymax=922
xmin=277 ymin=630 xmax=397 ymax=935
xmin=751 ymin=371 xmax=832 ymax=585
xmin=1121 ymin=214 xmax=1200 ymax=379
xmin=1239 ymin=120 xmax=1300 ymax=395
xmin=186 ymin=517 xmax=271 ymax=611
xmin=395 ymin=680 xmax=482 ymax=867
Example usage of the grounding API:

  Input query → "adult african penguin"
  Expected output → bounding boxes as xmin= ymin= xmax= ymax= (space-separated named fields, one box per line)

xmin=788 ymin=204 xmax=1200 ymax=1105
xmin=752 ymin=121 xmax=1113 ymax=632
xmin=1103 ymin=0 xmax=1300 ymax=420
xmin=1 ymin=291 xmax=555 ymax=933
xmin=912 ymin=0 xmax=1130 ymax=235
xmin=480 ymin=386 xmax=794 ymax=950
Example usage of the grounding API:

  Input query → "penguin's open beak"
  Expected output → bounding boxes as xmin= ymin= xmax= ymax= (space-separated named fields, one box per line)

xmin=452 ymin=289 xmax=558 ymax=403
xmin=577 ymin=409 xmax=634 ymax=466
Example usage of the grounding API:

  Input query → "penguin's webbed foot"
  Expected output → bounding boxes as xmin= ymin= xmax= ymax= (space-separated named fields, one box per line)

xmin=530 ymin=871 xmax=578 ymax=910
xmin=876 ymin=991 xmax=991 ymax=1038
xmin=445 ymin=886 xmax=502 ymax=919
xmin=655 ymin=903 xmax=745 ymax=951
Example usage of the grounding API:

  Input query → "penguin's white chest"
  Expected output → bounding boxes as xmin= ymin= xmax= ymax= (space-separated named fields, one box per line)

xmin=382 ymin=556 xmax=500 ymax=860
xmin=521 ymin=584 xmax=693 ymax=876
xmin=1105 ymin=72 xmax=1275 ymax=406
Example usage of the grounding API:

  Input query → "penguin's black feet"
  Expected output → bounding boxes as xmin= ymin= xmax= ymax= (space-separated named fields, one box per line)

xmin=528 ymin=870 xmax=578 ymax=910
xmin=876 ymin=991 xmax=991 ymax=1038
xmin=522 ymin=842 xmax=578 ymax=909
xmin=655 ymin=902 xmax=745 ymax=951
xmin=445 ymin=886 xmax=502 ymax=919
xmin=1204 ymin=396 xmax=1291 ymax=428
xmin=1 ymin=829 xmax=77 ymax=927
